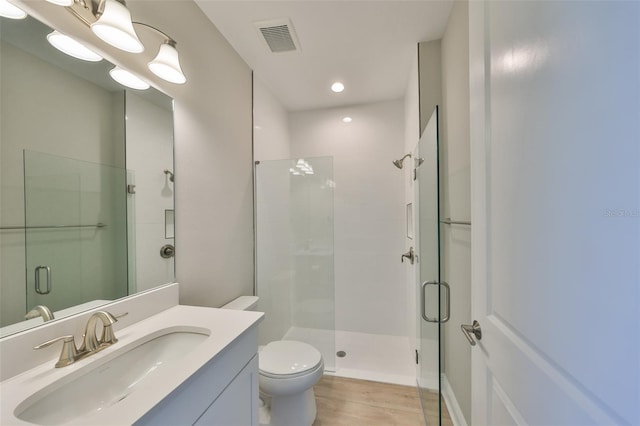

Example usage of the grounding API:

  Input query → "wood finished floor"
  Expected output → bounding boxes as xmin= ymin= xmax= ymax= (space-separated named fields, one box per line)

xmin=313 ymin=376 xmax=453 ymax=426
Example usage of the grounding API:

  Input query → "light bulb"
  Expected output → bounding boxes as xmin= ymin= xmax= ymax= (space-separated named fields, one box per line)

xmin=91 ymin=0 xmax=144 ymax=53
xmin=47 ymin=31 xmax=103 ymax=62
xmin=0 ymin=0 xmax=27 ymax=19
xmin=109 ymin=67 xmax=149 ymax=90
xmin=331 ymin=82 xmax=344 ymax=93
xmin=148 ymin=41 xmax=186 ymax=84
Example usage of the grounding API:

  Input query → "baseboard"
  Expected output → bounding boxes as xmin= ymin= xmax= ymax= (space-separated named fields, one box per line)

xmin=442 ymin=374 xmax=468 ymax=426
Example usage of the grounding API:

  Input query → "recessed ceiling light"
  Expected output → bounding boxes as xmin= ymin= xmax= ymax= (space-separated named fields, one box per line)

xmin=331 ymin=82 xmax=344 ymax=93
xmin=342 ymin=117 xmax=352 ymax=123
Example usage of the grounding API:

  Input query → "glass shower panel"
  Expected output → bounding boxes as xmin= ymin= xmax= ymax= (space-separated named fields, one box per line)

xmin=415 ymin=107 xmax=442 ymax=425
xmin=255 ymin=156 xmax=335 ymax=371
xmin=23 ymin=150 xmax=128 ymax=314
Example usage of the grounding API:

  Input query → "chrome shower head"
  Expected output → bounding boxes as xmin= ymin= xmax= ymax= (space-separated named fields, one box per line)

xmin=393 ymin=153 xmax=412 ymax=169
xmin=415 ymin=158 xmax=425 ymax=168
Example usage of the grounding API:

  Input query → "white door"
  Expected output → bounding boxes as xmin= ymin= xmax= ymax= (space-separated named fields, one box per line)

xmin=469 ymin=1 xmax=639 ymax=425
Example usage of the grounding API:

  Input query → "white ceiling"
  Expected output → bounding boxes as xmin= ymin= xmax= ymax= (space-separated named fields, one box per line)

xmin=195 ymin=1 xmax=453 ymax=111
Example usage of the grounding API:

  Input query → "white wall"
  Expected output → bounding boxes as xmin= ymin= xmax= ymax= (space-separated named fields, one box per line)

xmin=289 ymin=101 xmax=406 ymax=336
xmin=419 ymin=40 xmax=442 ymax=135
xmin=128 ymin=1 xmax=254 ymax=308
xmin=125 ymin=92 xmax=175 ymax=292
xmin=253 ymin=77 xmax=293 ymax=344
xmin=440 ymin=0 xmax=471 ymax=423
xmin=253 ymin=77 xmax=290 ymax=161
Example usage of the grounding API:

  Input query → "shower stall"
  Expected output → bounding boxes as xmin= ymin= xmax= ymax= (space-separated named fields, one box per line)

xmin=254 ymin=107 xmax=445 ymax=425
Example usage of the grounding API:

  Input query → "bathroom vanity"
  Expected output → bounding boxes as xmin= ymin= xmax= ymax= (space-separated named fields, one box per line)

xmin=0 ymin=288 xmax=263 ymax=426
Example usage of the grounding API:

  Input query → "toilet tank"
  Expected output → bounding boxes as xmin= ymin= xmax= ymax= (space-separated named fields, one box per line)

xmin=219 ymin=296 xmax=259 ymax=311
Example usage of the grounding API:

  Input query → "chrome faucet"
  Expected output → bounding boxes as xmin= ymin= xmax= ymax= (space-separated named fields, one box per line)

xmin=34 ymin=311 xmax=126 ymax=368
xmin=25 ymin=305 xmax=55 ymax=322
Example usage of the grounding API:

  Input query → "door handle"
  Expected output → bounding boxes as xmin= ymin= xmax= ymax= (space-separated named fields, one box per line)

xmin=35 ymin=266 xmax=52 ymax=295
xmin=421 ymin=281 xmax=450 ymax=323
xmin=461 ymin=320 xmax=482 ymax=346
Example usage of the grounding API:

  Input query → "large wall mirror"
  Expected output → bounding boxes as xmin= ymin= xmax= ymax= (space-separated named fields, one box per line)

xmin=0 ymin=15 xmax=175 ymax=337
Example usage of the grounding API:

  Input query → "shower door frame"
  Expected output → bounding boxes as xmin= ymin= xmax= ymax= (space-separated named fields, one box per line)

xmin=414 ymin=106 xmax=443 ymax=426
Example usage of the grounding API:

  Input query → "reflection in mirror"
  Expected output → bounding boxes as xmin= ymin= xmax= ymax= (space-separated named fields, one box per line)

xmin=0 ymin=15 xmax=175 ymax=337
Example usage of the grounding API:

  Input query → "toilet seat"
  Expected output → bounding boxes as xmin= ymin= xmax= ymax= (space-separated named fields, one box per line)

xmin=259 ymin=340 xmax=322 ymax=378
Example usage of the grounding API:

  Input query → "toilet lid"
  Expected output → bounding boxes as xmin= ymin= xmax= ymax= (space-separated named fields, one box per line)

xmin=259 ymin=340 xmax=322 ymax=376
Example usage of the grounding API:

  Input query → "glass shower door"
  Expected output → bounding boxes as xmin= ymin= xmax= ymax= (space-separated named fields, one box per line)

xmin=254 ymin=156 xmax=335 ymax=371
xmin=415 ymin=107 xmax=443 ymax=425
xmin=23 ymin=150 xmax=129 ymax=314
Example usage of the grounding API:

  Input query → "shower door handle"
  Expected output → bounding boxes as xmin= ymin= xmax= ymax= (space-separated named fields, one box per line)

xmin=420 ymin=281 xmax=450 ymax=323
xmin=35 ymin=266 xmax=52 ymax=295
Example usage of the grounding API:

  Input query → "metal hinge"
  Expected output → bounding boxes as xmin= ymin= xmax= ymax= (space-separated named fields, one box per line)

xmin=415 ymin=349 xmax=419 ymax=364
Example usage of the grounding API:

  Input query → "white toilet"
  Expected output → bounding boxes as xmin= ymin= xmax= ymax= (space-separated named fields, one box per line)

xmin=221 ymin=296 xmax=324 ymax=426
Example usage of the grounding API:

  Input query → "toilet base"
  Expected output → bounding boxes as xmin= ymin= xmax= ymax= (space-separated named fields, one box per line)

xmin=259 ymin=388 xmax=317 ymax=426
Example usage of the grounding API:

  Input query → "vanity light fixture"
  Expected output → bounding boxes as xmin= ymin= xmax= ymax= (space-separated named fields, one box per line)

xmin=148 ymin=40 xmax=186 ymax=84
xmin=45 ymin=0 xmax=74 ymax=6
xmin=137 ymin=25 xmax=186 ymax=84
xmin=47 ymin=30 xmax=103 ymax=62
xmin=0 ymin=0 xmax=27 ymax=19
xmin=90 ymin=0 xmax=144 ymax=53
xmin=44 ymin=0 xmax=187 ymax=84
xmin=109 ymin=66 xmax=150 ymax=90
xmin=331 ymin=82 xmax=344 ymax=93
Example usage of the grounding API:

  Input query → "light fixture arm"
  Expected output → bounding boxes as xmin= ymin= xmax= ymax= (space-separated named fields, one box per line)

xmin=132 ymin=21 xmax=177 ymax=45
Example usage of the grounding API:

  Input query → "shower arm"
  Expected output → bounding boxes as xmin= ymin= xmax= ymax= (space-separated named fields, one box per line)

xmin=393 ymin=153 xmax=413 ymax=169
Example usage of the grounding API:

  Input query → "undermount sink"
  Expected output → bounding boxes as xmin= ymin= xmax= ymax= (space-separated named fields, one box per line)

xmin=14 ymin=327 xmax=209 ymax=425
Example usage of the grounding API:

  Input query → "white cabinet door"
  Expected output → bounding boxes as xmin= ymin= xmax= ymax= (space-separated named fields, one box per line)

xmin=195 ymin=355 xmax=259 ymax=426
xmin=469 ymin=1 xmax=640 ymax=424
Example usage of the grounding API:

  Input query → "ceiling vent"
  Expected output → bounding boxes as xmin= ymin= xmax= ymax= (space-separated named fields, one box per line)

xmin=254 ymin=18 xmax=301 ymax=53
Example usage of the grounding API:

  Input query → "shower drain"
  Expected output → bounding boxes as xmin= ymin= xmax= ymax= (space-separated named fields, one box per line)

xmin=336 ymin=351 xmax=347 ymax=358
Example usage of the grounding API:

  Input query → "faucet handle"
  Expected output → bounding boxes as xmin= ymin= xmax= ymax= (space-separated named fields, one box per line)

xmin=99 ymin=312 xmax=127 ymax=345
xmin=34 ymin=335 xmax=78 ymax=368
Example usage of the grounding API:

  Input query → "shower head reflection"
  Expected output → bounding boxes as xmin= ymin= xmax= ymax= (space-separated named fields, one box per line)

xmin=392 ymin=153 xmax=412 ymax=169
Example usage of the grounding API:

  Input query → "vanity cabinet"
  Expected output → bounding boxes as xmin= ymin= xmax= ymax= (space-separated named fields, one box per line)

xmin=195 ymin=355 xmax=258 ymax=425
xmin=135 ymin=327 xmax=259 ymax=426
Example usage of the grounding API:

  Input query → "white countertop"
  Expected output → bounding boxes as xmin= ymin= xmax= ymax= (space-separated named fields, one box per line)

xmin=0 ymin=305 xmax=263 ymax=425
